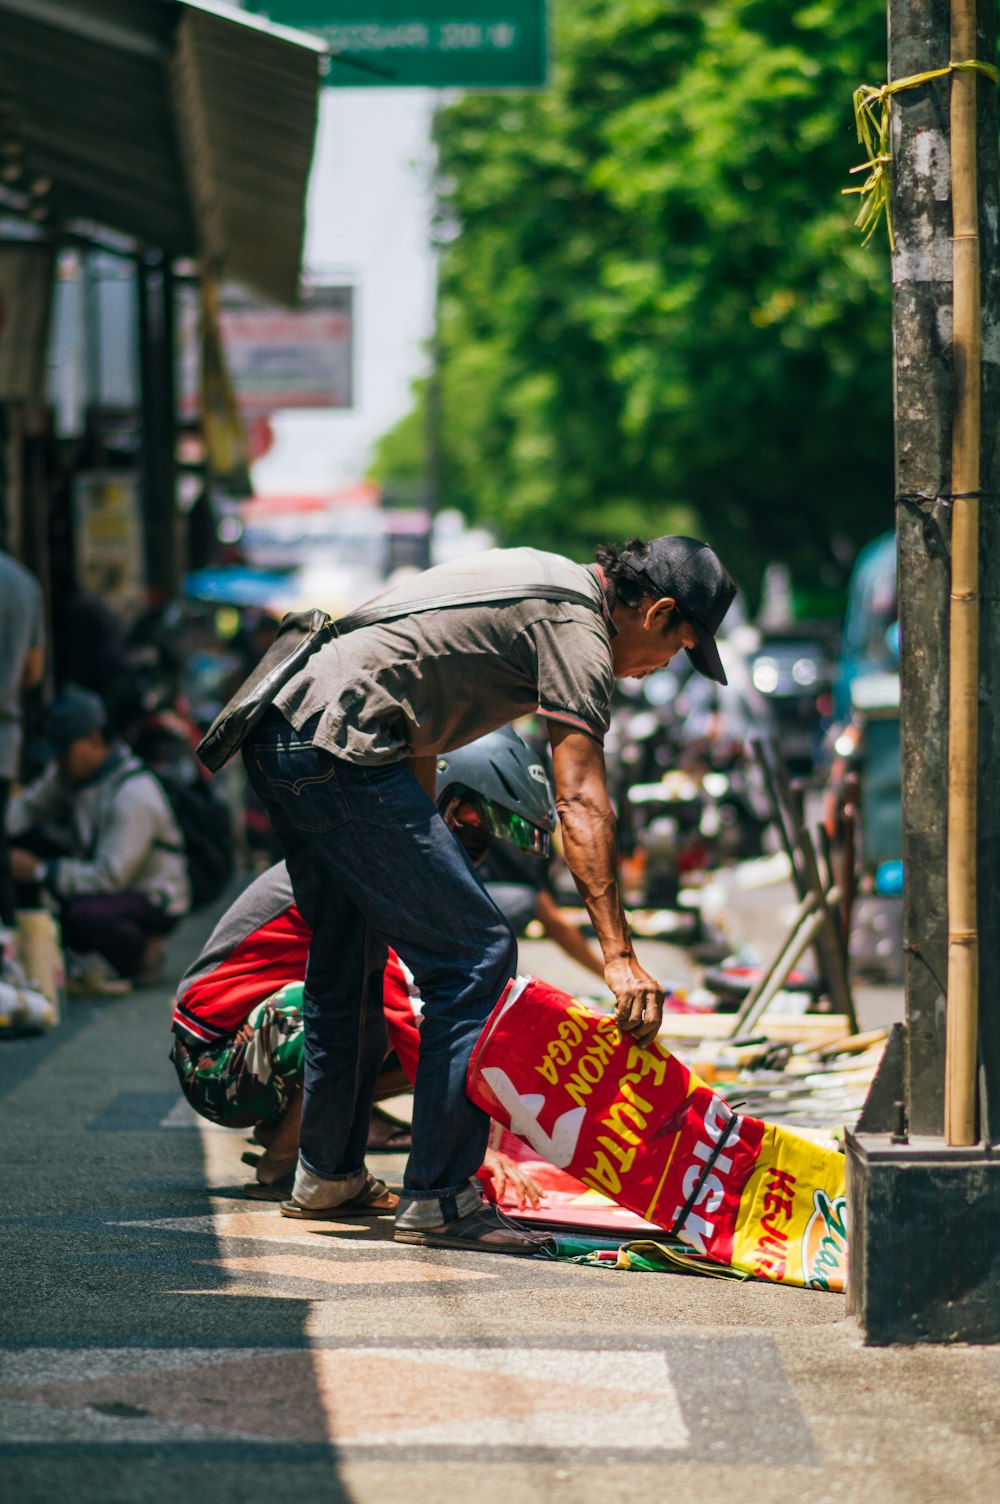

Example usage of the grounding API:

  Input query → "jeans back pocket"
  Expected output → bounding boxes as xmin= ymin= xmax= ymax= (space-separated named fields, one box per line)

xmin=265 ymin=747 xmax=352 ymax=835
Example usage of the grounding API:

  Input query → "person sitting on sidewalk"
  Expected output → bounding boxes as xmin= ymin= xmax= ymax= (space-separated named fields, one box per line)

xmin=171 ymin=728 xmax=553 ymax=1215
xmin=7 ymin=687 xmax=191 ymax=992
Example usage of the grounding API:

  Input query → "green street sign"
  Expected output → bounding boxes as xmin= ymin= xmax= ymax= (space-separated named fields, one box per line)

xmin=245 ymin=1 xmax=549 ymax=88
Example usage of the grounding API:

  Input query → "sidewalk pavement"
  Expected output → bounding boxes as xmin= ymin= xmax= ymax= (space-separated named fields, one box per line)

xmin=1 ymin=886 xmax=995 ymax=1504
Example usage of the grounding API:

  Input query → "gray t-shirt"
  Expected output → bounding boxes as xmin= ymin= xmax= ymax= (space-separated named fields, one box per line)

xmin=273 ymin=548 xmax=614 ymax=763
xmin=0 ymin=551 xmax=44 ymax=780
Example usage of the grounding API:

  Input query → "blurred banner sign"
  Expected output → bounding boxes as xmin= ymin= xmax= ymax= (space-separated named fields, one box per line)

xmin=179 ymin=285 xmax=353 ymax=420
xmin=245 ymin=1 xmax=548 ymax=88
xmin=73 ymin=471 xmax=145 ymax=620
xmin=199 ymin=273 xmax=253 ymax=496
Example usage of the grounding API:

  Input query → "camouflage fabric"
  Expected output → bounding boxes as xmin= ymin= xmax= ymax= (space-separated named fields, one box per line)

xmin=170 ymin=983 xmax=305 ymax=1128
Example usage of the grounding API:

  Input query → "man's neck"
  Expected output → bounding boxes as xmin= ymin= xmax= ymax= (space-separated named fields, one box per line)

xmin=591 ymin=564 xmax=618 ymax=636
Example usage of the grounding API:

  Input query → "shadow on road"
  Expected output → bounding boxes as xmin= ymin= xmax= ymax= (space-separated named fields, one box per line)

xmin=0 ymin=912 xmax=354 ymax=1504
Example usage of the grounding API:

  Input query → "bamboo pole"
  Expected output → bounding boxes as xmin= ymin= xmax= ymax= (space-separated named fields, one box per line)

xmin=944 ymin=0 xmax=982 ymax=1145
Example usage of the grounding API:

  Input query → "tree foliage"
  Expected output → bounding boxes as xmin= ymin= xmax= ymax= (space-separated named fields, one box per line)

xmin=371 ymin=0 xmax=893 ymax=598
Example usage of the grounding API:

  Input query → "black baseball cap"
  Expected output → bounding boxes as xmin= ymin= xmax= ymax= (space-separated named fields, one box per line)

xmin=626 ymin=536 xmax=737 ymax=685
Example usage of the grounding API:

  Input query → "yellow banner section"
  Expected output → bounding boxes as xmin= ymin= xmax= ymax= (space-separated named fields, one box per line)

xmin=732 ymin=1126 xmax=847 ymax=1292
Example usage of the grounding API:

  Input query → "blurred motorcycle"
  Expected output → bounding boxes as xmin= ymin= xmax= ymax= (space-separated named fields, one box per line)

xmin=610 ymin=638 xmax=775 ymax=912
xmin=625 ymin=755 xmax=768 ymax=911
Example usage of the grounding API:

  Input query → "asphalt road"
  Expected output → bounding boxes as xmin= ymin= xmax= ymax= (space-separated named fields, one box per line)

xmin=1 ymin=870 xmax=995 ymax=1504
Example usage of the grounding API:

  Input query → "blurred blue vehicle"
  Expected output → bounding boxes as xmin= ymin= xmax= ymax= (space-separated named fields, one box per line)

xmin=833 ymin=530 xmax=898 ymax=724
xmin=822 ymin=530 xmax=903 ymax=982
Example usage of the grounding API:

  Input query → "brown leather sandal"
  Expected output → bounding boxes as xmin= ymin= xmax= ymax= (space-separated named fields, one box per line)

xmin=394 ymin=1204 xmax=553 ymax=1256
xmin=242 ymin=1171 xmax=295 ymax=1201
xmin=279 ymin=1174 xmax=398 ymax=1219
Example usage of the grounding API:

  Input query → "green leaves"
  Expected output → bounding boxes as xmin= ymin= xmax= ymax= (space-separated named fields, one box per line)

xmin=372 ymin=0 xmax=894 ymax=592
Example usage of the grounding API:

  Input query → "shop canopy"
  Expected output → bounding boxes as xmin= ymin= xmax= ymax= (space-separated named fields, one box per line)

xmin=0 ymin=0 xmax=324 ymax=305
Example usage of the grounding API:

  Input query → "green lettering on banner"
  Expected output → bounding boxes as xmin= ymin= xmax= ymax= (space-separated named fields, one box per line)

xmin=245 ymin=0 xmax=549 ymax=89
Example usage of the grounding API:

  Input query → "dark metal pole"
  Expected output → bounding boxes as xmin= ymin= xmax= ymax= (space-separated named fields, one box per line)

xmin=137 ymin=249 xmax=179 ymax=603
xmin=889 ymin=0 xmax=953 ymax=1136
xmin=846 ymin=0 xmax=1000 ymax=1344
xmin=890 ymin=0 xmax=1000 ymax=1138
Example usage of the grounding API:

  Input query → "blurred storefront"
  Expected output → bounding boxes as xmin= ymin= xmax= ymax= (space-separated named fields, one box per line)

xmin=0 ymin=0 xmax=323 ymax=630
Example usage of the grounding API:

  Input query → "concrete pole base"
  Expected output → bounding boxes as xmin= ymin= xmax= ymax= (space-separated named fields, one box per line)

xmin=846 ymin=1130 xmax=1000 ymax=1344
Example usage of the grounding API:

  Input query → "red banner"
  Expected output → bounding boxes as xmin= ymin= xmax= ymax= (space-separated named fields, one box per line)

xmin=468 ymin=977 xmax=847 ymax=1290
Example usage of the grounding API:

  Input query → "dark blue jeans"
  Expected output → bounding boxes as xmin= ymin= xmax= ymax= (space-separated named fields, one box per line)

xmin=243 ymin=712 xmax=517 ymax=1216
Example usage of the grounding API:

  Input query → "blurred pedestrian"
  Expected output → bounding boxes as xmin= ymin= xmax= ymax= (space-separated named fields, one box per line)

xmin=7 ymin=687 xmax=190 ymax=992
xmin=0 ymin=547 xmax=45 ymax=926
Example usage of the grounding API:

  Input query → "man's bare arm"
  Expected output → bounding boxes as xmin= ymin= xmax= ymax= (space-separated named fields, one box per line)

xmin=547 ymin=723 xmax=663 ymax=1046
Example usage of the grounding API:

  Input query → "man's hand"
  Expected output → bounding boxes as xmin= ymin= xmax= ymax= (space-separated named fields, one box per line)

xmin=604 ymin=957 xmax=664 ymax=1049
xmin=482 ymin=1146 xmax=544 ymax=1209
xmin=9 ymin=848 xmax=43 ymax=884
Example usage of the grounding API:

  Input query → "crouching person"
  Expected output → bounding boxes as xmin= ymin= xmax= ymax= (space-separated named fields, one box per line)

xmin=170 ymin=728 xmax=552 ymax=1217
xmin=7 ymin=687 xmax=190 ymax=992
xmin=171 ymin=861 xmax=422 ymax=1209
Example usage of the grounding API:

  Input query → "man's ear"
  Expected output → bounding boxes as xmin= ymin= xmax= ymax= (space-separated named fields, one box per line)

xmin=643 ymin=596 xmax=677 ymax=630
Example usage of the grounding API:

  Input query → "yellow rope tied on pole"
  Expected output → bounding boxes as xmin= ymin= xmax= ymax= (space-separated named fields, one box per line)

xmin=844 ymin=60 xmax=998 ymax=249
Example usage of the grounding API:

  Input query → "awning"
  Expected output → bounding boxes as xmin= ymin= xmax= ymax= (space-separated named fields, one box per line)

xmin=0 ymin=0 xmax=324 ymax=305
